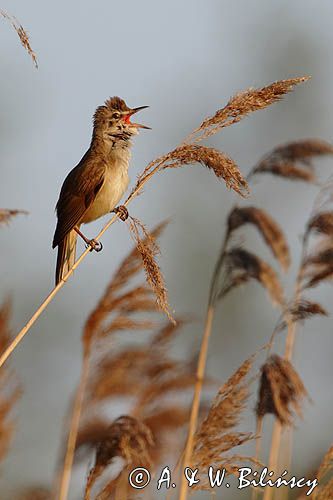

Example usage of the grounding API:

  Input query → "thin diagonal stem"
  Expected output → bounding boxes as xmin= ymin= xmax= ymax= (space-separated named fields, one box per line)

xmin=178 ymin=304 xmax=214 ymax=500
xmin=0 ymin=162 xmax=161 ymax=370
xmin=57 ymin=352 xmax=91 ymax=500
xmin=264 ymin=238 xmax=307 ymax=500
xmin=178 ymin=232 xmax=228 ymax=500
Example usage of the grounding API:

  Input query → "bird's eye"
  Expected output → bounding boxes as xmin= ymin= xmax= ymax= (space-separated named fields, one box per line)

xmin=112 ymin=112 xmax=120 ymax=119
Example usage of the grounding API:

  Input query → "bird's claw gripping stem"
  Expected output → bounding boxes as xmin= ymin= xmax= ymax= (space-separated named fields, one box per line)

xmin=85 ymin=239 xmax=103 ymax=252
xmin=113 ymin=205 xmax=129 ymax=221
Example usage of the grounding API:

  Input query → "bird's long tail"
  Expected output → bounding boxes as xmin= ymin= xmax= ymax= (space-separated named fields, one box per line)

xmin=55 ymin=229 xmax=78 ymax=284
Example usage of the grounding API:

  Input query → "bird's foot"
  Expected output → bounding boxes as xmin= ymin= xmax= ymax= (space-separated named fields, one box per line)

xmin=113 ymin=205 xmax=129 ymax=221
xmin=85 ymin=239 xmax=103 ymax=252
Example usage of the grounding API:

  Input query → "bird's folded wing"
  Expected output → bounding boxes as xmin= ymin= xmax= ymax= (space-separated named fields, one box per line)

xmin=52 ymin=164 xmax=105 ymax=248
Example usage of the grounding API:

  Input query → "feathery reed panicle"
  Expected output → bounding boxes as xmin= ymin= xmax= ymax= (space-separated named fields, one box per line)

xmin=0 ymin=209 xmax=27 ymax=226
xmin=191 ymin=356 xmax=256 ymax=489
xmin=187 ymin=77 xmax=309 ymax=142
xmin=127 ymin=216 xmax=174 ymax=322
xmin=0 ymin=301 xmax=21 ymax=462
xmin=0 ymin=10 xmax=37 ymax=67
xmin=3 ymin=78 xmax=310 ymax=374
xmin=132 ymin=144 xmax=249 ymax=198
xmin=161 ymin=145 xmax=249 ymax=196
xmin=276 ymin=299 xmax=327 ymax=333
xmin=83 ymin=221 xmax=167 ymax=349
xmin=79 ymin=318 xmax=198 ymax=498
xmin=249 ymin=139 xmax=333 ymax=182
xmin=306 ymin=212 xmax=333 ymax=237
xmin=16 ymin=487 xmax=52 ymax=500
xmin=210 ymin=202 xmax=288 ymax=307
xmin=256 ymin=354 xmax=308 ymax=425
xmin=67 ymin=241 xmax=195 ymax=498
xmin=58 ymin=224 xmax=167 ymax=500
xmin=222 ymin=247 xmax=284 ymax=305
xmin=312 ymin=444 xmax=333 ymax=499
xmin=298 ymin=185 xmax=333 ymax=290
xmin=84 ymin=416 xmax=154 ymax=500
xmin=227 ymin=206 xmax=290 ymax=270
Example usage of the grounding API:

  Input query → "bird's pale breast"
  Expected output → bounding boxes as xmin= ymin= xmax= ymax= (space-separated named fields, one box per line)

xmin=82 ymin=153 xmax=130 ymax=224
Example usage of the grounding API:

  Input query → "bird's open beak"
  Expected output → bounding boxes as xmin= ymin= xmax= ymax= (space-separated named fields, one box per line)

xmin=125 ymin=106 xmax=151 ymax=129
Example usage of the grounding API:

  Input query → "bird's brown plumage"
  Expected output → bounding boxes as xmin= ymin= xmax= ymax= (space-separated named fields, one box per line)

xmin=53 ymin=97 xmax=148 ymax=284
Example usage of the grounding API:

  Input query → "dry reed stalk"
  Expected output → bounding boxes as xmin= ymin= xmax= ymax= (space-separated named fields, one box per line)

xmin=249 ymin=144 xmax=333 ymax=498
xmin=77 ymin=310 xmax=198 ymax=498
xmin=59 ymin=226 xmax=199 ymax=499
xmin=0 ymin=76 xmax=304 ymax=371
xmin=178 ymin=305 xmax=214 ymax=500
xmin=80 ymin=330 xmax=198 ymax=498
xmin=0 ymin=301 xmax=21 ymax=463
xmin=263 ymin=183 xmax=333 ymax=500
xmin=0 ymin=75 xmax=260 ymax=368
xmin=57 ymin=355 xmax=90 ymax=500
xmin=181 ymin=136 xmax=332 ymax=499
xmin=190 ymin=355 xmax=257 ymax=490
xmin=179 ymin=201 xmax=287 ymax=500
xmin=255 ymin=346 xmax=309 ymax=500
xmin=0 ymin=80 xmax=308 ymax=497
xmin=263 ymin=277 xmax=305 ymax=500
xmin=0 ymin=10 xmax=38 ymax=67
xmin=57 ymin=224 xmax=165 ymax=500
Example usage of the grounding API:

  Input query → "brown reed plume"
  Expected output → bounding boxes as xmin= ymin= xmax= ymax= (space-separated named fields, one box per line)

xmin=227 ymin=206 xmax=290 ymax=270
xmin=127 ymin=216 xmax=174 ymax=321
xmin=57 ymin=222 xmax=166 ymax=500
xmin=256 ymin=354 xmax=308 ymax=426
xmin=181 ymin=136 xmax=333 ymax=500
xmin=248 ymin=138 xmax=333 ymax=183
xmin=183 ymin=137 xmax=329 ymax=484
xmin=177 ymin=139 xmax=328 ymax=500
xmin=313 ymin=444 xmax=333 ymax=499
xmin=0 ymin=84 xmax=256 ymax=371
xmin=16 ymin=487 xmax=52 ymax=500
xmin=84 ymin=416 xmax=154 ymax=500
xmin=78 ymin=314 xmax=202 ymax=499
xmin=0 ymin=209 xmax=27 ymax=226
xmin=186 ymin=77 xmax=309 ymax=142
xmin=250 ymin=152 xmax=333 ymax=500
xmin=0 ymin=10 xmax=38 ymax=67
xmin=191 ymin=355 xmax=257 ymax=490
xmin=0 ymin=301 xmax=21 ymax=463
xmin=58 ymin=222 xmax=204 ymax=499
xmin=0 ymin=77 xmax=307 ymax=378
xmin=179 ymin=201 xmax=288 ymax=500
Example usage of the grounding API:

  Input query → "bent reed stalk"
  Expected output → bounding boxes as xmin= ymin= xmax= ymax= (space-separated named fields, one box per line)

xmin=0 ymin=164 xmax=162 ymax=370
xmin=0 ymin=77 xmax=307 ymax=370
xmin=178 ymin=234 xmax=228 ymax=500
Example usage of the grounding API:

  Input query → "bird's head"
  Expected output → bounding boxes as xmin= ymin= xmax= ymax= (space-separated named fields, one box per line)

xmin=92 ymin=96 xmax=150 ymax=147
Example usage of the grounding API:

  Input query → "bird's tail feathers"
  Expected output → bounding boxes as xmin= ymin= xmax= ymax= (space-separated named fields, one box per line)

xmin=55 ymin=230 xmax=78 ymax=284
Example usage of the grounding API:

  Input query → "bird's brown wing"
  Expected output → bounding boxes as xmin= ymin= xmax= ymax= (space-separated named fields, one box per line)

xmin=52 ymin=156 xmax=105 ymax=248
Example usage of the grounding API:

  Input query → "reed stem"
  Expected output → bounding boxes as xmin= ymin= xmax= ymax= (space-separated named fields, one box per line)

xmin=178 ymin=305 xmax=214 ymax=500
xmin=57 ymin=352 xmax=91 ymax=500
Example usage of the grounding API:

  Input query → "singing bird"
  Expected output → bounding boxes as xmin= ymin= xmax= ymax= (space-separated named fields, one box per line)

xmin=52 ymin=97 xmax=150 ymax=284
